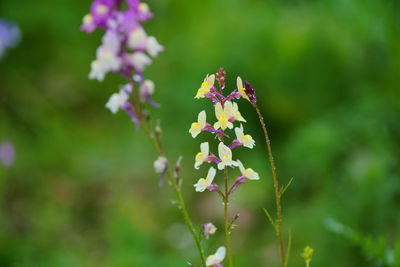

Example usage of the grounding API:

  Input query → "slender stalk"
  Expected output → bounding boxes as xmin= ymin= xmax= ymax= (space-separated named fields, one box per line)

xmin=129 ymin=78 xmax=206 ymax=266
xmin=141 ymin=119 xmax=207 ymax=267
xmin=223 ymin=167 xmax=234 ymax=267
xmin=254 ymin=104 xmax=285 ymax=266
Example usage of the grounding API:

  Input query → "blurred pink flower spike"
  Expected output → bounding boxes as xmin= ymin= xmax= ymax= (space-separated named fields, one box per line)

xmin=0 ymin=141 xmax=15 ymax=167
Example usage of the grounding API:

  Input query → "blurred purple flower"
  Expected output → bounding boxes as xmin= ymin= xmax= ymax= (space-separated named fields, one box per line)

xmin=0 ymin=141 xmax=15 ymax=167
xmin=81 ymin=0 xmax=163 ymax=126
xmin=0 ymin=19 xmax=20 ymax=59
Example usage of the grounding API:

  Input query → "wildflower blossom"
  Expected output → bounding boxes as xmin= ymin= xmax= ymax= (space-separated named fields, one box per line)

xmin=195 ymin=74 xmax=215 ymax=99
xmin=234 ymin=124 xmax=255 ymax=149
xmin=195 ymin=142 xmax=209 ymax=169
xmin=206 ymin=247 xmax=226 ymax=266
xmin=213 ymin=102 xmax=234 ymax=130
xmin=105 ymin=85 xmax=131 ymax=113
xmin=217 ymin=142 xmax=238 ymax=170
xmin=82 ymin=0 xmax=163 ymax=127
xmin=0 ymin=19 xmax=20 ymax=59
xmin=232 ymin=102 xmax=246 ymax=122
xmin=189 ymin=111 xmax=207 ymax=138
xmin=202 ymin=222 xmax=217 ymax=239
xmin=236 ymin=76 xmax=249 ymax=101
xmin=237 ymin=160 xmax=259 ymax=180
xmin=194 ymin=167 xmax=216 ymax=192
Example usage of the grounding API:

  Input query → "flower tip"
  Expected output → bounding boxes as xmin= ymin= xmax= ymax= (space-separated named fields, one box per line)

xmin=244 ymin=80 xmax=257 ymax=105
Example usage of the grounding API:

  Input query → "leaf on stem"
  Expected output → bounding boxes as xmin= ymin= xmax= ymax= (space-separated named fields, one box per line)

xmin=263 ymin=208 xmax=277 ymax=231
xmin=280 ymin=177 xmax=294 ymax=196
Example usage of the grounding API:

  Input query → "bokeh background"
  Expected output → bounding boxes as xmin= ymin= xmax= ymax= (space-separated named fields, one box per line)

xmin=1 ymin=0 xmax=400 ymax=266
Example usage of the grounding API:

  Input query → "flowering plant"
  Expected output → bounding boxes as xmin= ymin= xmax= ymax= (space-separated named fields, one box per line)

xmin=80 ymin=2 xmax=307 ymax=264
xmin=189 ymin=68 xmax=260 ymax=266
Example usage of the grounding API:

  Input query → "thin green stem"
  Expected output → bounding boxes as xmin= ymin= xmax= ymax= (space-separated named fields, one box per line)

xmin=130 ymin=77 xmax=206 ymax=266
xmin=141 ymin=118 xmax=206 ymax=266
xmin=254 ymin=104 xmax=285 ymax=267
xmin=223 ymin=167 xmax=234 ymax=267
xmin=168 ymin=169 xmax=207 ymax=267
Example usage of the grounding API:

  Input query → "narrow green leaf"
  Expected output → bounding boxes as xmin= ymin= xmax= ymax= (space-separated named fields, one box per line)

xmin=280 ymin=177 xmax=294 ymax=195
xmin=263 ymin=208 xmax=276 ymax=231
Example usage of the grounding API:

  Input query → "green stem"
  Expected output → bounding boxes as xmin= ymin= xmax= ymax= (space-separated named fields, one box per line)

xmin=224 ymin=167 xmax=234 ymax=267
xmin=168 ymin=170 xmax=207 ymax=267
xmin=254 ymin=104 xmax=285 ymax=267
xmin=141 ymin=118 xmax=206 ymax=267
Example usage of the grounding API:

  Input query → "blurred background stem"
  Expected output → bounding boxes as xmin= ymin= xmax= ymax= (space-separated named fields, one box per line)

xmin=136 ymin=83 xmax=207 ymax=267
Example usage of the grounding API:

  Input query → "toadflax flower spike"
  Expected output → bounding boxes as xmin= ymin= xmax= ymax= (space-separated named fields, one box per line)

xmin=195 ymin=142 xmax=209 ymax=169
xmin=194 ymin=167 xmax=216 ymax=192
xmin=195 ymin=74 xmax=215 ymax=99
xmin=237 ymin=160 xmax=260 ymax=180
xmin=189 ymin=110 xmax=207 ymax=138
xmin=206 ymin=246 xmax=226 ymax=266
xmin=217 ymin=142 xmax=238 ymax=170
xmin=234 ymin=124 xmax=255 ymax=149
xmin=190 ymin=69 xmax=262 ymax=266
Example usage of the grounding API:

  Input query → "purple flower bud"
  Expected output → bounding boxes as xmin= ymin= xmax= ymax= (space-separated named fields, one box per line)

xmin=215 ymin=67 xmax=226 ymax=89
xmin=0 ymin=19 xmax=20 ymax=59
xmin=244 ymin=81 xmax=257 ymax=105
xmin=0 ymin=141 xmax=15 ymax=167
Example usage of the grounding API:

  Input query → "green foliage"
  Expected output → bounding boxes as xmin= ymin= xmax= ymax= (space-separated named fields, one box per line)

xmin=326 ymin=218 xmax=400 ymax=267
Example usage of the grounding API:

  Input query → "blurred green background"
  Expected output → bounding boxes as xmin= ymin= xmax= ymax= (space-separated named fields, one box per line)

xmin=1 ymin=0 xmax=400 ymax=266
